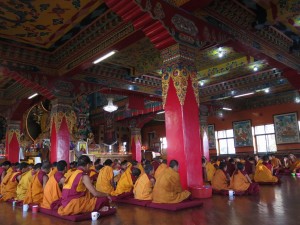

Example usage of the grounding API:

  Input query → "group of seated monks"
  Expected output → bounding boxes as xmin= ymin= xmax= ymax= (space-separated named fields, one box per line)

xmin=0 ymin=155 xmax=191 ymax=216
xmin=204 ymin=153 xmax=300 ymax=195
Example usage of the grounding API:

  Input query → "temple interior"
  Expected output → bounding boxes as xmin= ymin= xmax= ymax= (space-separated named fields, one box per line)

xmin=0 ymin=0 xmax=300 ymax=224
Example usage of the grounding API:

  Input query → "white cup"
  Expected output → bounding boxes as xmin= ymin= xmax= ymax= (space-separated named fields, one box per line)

xmin=91 ymin=212 xmax=100 ymax=221
xmin=228 ymin=190 xmax=235 ymax=197
xmin=23 ymin=204 xmax=29 ymax=212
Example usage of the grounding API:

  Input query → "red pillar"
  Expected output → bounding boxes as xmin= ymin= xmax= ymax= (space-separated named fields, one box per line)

xmin=6 ymin=121 xmax=21 ymax=163
xmin=162 ymin=44 xmax=207 ymax=194
xmin=50 ymin=99 xmax=76 ymax=164
xmin=130 ymin=127 xmax=142 ymax=162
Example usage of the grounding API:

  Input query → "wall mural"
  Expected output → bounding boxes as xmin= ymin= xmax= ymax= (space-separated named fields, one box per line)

xmin=274 ymin=112 xmax=300 ymax=144
xmin=233 ymin=120 xmax=253 ymax=147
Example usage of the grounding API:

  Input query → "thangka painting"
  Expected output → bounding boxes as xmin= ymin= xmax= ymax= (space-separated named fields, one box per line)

xmin=207 ymin=125 xmax=216 ymax=149
xmin=273 ymin=112 xmax=300 ymax=144
xmin=233 ymin=120 xmax=253 ymax=147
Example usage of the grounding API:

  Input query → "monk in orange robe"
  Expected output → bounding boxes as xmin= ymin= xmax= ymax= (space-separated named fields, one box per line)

xmin=254 ymin=155 xmax=278 ymax=183
xmin=288 ymin=154 xmax=300 ymax=172
xmin=205 ymin=159 xmax=217 ymax=182
xmin=154 ymin=160 xmax=168 ymax=180
xmin=96 ymin=159 xmax=114 ymax=194
xmin=88 ymin=161 xmax=99 ymax=184
xmin=230 ymin=163 xmax=259 ymax=195
xmin=152 ymin=160 xmax=191 ymax=203
xmin=132 ymin=160 xmax=145 ymax=175
xmin=64 ymin=161 xmax=77 ymax=179
xmin=41 ymin=160 xmax=67 ymax=209
xmin=57 ymin=155 xmax=110 ymax=216
xmin=134 ymin=164 xmax=155 ymax=200
xmin=23 ymin=162 xmax=51 ymax=205
xmin=211 ymin=162 xmax=230 ymax=192
xmin=1 ymin=162 xmax=28 ymax=201
xmin=48 ymin=162 xmax=58 ymax=177
xmin=111 ymin=163 xmax=141 ymax=196
xmin=269 ymin=154 xmax=282 ymax=175
xmin=0 ymin=161 xmax=12 ymax=194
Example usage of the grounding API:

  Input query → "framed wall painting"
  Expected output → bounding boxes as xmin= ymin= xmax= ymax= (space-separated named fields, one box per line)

xmin=208 ymin=124 xmax=216 ymax=149
xmin=77 ymin=141 xmax=88 ymax=155
xmin=233 ymin=120 xmax=253 ymax=147
xmin=273 ymin=112 xmax=300 ymax=144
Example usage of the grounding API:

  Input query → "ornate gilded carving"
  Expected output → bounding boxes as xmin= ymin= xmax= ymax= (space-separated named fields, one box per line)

xmin=50 ymin=111 xmax=77 ymax=134
xmin=161 ymin=44 xmax=199 ymax=107
xmin=171 ymin=14 xmax=198 ymax=37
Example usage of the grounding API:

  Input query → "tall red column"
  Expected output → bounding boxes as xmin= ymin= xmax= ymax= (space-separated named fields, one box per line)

xmin=50 ymin=99 xmax=76 ymax=164
xmin=130 ymin=127 xmax=142 ymax=162
xmin=200 ymin=105 xmax=210 ymax=161
xmin=161 ymin=44 xmax=204 ymax=190
xmin=6 ymin=121 xmax=21 ymax=163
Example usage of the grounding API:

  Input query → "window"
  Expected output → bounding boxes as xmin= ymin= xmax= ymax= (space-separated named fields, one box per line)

xmin=254 ymin=124 xmax=277 ymax=153
xmin=160 ymin=137 xmax=167 ymax=150
xmin=217 ymin=129 xmax=235 ymax=154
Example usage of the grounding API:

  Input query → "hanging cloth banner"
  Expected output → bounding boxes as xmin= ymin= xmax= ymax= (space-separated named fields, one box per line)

xmin=103 ymin=112 xmax=117 ymax=145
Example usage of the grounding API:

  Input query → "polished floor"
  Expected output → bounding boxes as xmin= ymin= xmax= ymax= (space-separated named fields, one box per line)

xmin=1 ymin=176 xmax=300 ymax=225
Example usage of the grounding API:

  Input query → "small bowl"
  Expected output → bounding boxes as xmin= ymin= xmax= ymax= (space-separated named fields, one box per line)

xmin=291 ymin=173 xmax=296 ymax=176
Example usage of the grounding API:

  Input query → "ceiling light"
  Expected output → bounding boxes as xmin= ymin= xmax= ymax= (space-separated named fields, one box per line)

xmin=234 ymin=92 xmax=254 ymax=98
xmin=28 ymin=93 xmax=38 ymax=99
xmin=222 ymin=107 xmax=232 ymax=111
xmin=103 ymin=98 xmax=118 ymax=113
xmin=93 ymin=50 xmax=117 ymax=64
xmin=264 ymin=88 xmax=270 ymax=93
xmin=157 ymin=111 xmax=165 ymax=114
xmin=199 ymin=80 xmax=205 ymax=86
xmin=253 ymin=66 xmax=258 ymax=72
xmin=295 ymin=97 xmax=300 ymax=104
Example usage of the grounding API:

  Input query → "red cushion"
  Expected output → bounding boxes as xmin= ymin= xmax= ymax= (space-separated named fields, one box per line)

xmin=39 ymin=207 xmax=116 ymax=222
xmin=114 ymin=198 xmax=151 ymax=207
xmin=147 ymin=199 xmax=203 ymax=211
xmin=257 ymin=182 xmax=279 ymax=185
xmin=111 ymin=192 xmax=134 ymax=202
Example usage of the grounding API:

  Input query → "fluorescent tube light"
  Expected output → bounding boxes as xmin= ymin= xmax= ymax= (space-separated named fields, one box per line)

xmin=233 ymin=92 xmax=254 ymax=98
xmin=28 ymin=93 xmax=38 ymax=99
xmin=93 ymin=50 xmax=117 ymax=64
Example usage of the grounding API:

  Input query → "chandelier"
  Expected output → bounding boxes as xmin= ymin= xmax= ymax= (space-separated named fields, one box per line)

xmin=103 ymin=98 xmax=118 ymax=113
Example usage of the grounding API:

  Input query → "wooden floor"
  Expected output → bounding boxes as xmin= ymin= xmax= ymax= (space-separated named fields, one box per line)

xmin=1 ymin=176 xmax=300 ymax=225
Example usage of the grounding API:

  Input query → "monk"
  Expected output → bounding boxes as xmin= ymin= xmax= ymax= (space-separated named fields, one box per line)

xmin=226 ymin=159 xmax=236 ymax=177
xmin=88 ymin=161 xmax=98 ymax=184
xmin=270 ymin=154 xmax=282 ymax=175
xmin=132 ymin=160 xmax=145 ymax=175
xmin=152 ymin=160 xmax=191 ymax=203
xmin=211 ymin=162 xmax=230 ymax=192
xmin=151 ymin=157 xmax=161 ymax=172
xmin=57 ymin=155 xmax=110 ymax=216
xmin=230 ymin=162 xmax=259 ymax=195
xmin=16 ymin=162 xmax=33 ymax=201
xmin=288 ymin=154 xmax=300 ymax=172
xmin=0 ymin=161 xmax=11 ymax=194
xmin=134 ymin=164 xmax=155 ymax=200
xmin=244 ymin=157 xmax=255 ymax=179
xmin=154 ymin=159 xmax=168 ymax=180
xmin=23 ymin=162 xmax=51 ymax=205
xmin=1 ymin=162 xmax=28 ymax=201
xmin=255 ymin=155 xmax=263 ymax=166
xmin=254 ymin=155 xmax=279 ymax=183
xmin=65 ymin=161 xmax=77 ymax=178
xmin=111 ymin=165 xmax=141 ymax=196
xmin=205 ymin=158 xmax=217 ymax=182
xmin=96 ymin=159 xmax=114 ymax=194
xmin=41 ymin=160 xmax=67 ymax=209
xmin=48 ymin=162 xmax=58 ymax=177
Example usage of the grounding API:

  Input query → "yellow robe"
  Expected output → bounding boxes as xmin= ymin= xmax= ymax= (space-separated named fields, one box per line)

xmin=16 ymin=170 xmax=33 ymax=201
xmin=41 ymin=172 xmax=63 ymax=209
xmin=134 ymin=173 xmax=153 ymax=200
xmin=58 ymin=169 xmax=107 ymax=216
xmin=23 ymin=171 xmax=46 ymax=204
xmin=230 ymin=171 xmax=250 ymax=191
xmin=0 ymin=170 xmax=20 ymax=201
xmin=48 ymin=167 xmax=58 ymax=177
xmin=64 ymin=168 xmax=76 ymax=179
xmin=211 ymin=169 xmax=229 ymax=191
xmin=289 ymin=160 xmax=300 ymax=172
xmin=96 ymin=166 xmax=114 ymax=194
xmin=154 ymin=163 xmax=168 ymax=180
xmin=152 ymin=167 xmax=190 ymax=203
xmin=0 ymin=167 xmax=13 ymax=195
xmin=254 ymin=164 xmax=278 ymax=183
xmin=137 ymin=163 xmax=145 ymax=175
xmin=271 ymin=158 xmax=281 ymax=169
xmin=111 ymin=167 xmax=133 ymax=196
xmin=205 ymin=162 xmax=216 ymax=182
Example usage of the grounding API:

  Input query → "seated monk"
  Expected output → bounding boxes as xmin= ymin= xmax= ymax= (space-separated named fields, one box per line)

xmin=226 ymin=159 xmax=236 ymax=177
xmin=134 ymin=164 xmax=155 ymax=200
xmin=211 ymin=162 xmax=230 ymax=192
xmin=111 ymin=164 xmax=141 ymax=196
xmin=270 ymin=154 xmax=282 ymax=175
xmin=230 ymin=163 xmax=259 ymax=195
xmin=48 ymin=162 xmax=58 ymax=177
xmin=96 ymin=159 xmax=114 ymax=195
xmin=0 ymin=164 xmax=21 ymax=201
xmin=58 ymin=155 xmax=111 ymax=216
xmin=288 ymin=154 xmax=300 ymax=173
xmin=16 ymin=163 xmax=32 ymax=201
xmin=151 ymin=158 xmax=161 ymax=172
xmin=41 ymin=160 xmax=67 ymax=209
xmin=88 ymin=161 xmax=98 ymax=184
xmin=132 ymin=160 xmax=145 ymax=175
xmin=64 ymin=161 xmax=77 ymax=178
xmin=23 ymin=162 xmax=51 ymax=205
xmin=205 ymin=158 xmax=217 ymax=182
xmin=244 ymin=157 xmax=255 ymax=179
xmin=154 ymin=159 xmax=168 ymax=180
xmin=152 ymin=160 xmax=191 ymax=203
xmin=255 ymin=155 xmax=263 ymax=166
xmin=254 ymin=155 xmax=279 ymax=183
xmin=0 ymin=161 xmax=12 ymax=194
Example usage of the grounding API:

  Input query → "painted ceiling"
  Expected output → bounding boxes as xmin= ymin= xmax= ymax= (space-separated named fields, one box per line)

xmin=0 ymin=0 xmax=103 ymax=48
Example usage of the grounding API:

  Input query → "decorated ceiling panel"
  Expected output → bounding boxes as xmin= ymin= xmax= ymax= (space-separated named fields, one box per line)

xmin=0 ymin=0 xmax=103 ymax=48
